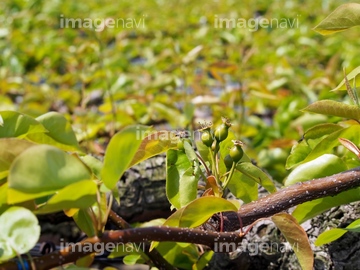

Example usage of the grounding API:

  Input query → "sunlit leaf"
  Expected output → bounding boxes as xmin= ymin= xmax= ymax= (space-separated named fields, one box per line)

xmin=129 ymin=130 xmax=178 ymax=167
xmin=343 ymin=218 xmax=360 ymax=232
xmin=34 ymin=180 xmax=97 ymax=214
xmin=81 ymin=155 xmax=104 ymax=179
xmin=332 ymin=66 xmax=360 ymax=91
xmin=315 ymin=219 xmax=360 ymax=246
xmin=123 ymin=254 xmax=144 ymax=265
xmin=315 ymin=228 xmax=346 ymax=246
xmin=0 ymin=111 xmax=47 ymax=138
xmin=27 ymin=112 xmax=81 ymax=151
xmin=304 ymin=124 xmax=360 ymax=163
xmin=236 ymin=162 xmax=276 ymax=193
xmin=292 ymin=187 xmax=360 ymax=223
xmin=101 ymin=125 xmax=150 ymax=190
xmin=163 ymin=196 xmax=239 ymax=228
xmin=166 ymin=148 xmax=199 ymax=209
xmin=227 ymin=169 xmax=258 ymax=203
xmin=285 ymin=154 xmax=347 ymax=186
xmin=0 ymin=206 xmax=40 ymax=262
xmin=0 ymin=138 xmax=36 ymax=178
xmin=302 ymin=100 xmax=360 ymax=120
xmin=272 ymin=213 xmax=313 ymax=270
xmin=286 ymin=140 xmax=312 ymax=170
xmin=155 ymin=242 xmax=198 ymax=269
xmin=73 ymin=209 xmax=96 ymax=237
xmin=8 ymin=145 xmax=91 ymax=203
xmin=343 ymin=69 xmax=359 ymax=106
xmin=193 ymin=250 xmax=214 ymax=270
xmin=286 ymin=124 xmax=344 ymax=169
xmin=313 ymin=3 xmax=360 ymax=35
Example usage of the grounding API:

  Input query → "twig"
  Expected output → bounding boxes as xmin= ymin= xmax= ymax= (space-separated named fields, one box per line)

xmin=235 ymin=167 xmax=360 ymax=226
xmin=108 ymin=210 xmax=176 ymax=270
xmin=2 ymin=167 xmax=360 ymax=270
xmin=0 ymin=228 xmax=244 ymax=270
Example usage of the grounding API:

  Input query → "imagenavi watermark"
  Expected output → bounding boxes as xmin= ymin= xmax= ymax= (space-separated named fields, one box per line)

xmin=60 ymin=239 xmax=146 ymax=255
xmin=135 ymin=126 xmax=203 ymax=143
xmin=214 ymin=15 xmax=300 ymax=31
xmin=214 ymin=239 xmax=299 ymax=255
xmin=59 ymin=14 xmax=146 ymax=32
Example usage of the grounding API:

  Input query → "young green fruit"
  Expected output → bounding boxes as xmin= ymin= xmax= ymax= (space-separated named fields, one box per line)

xmin=214 ymin=124 xmax=229 ymax=142
xmin=201 ymin=131 xmax=214 ymax=147
xmin=214 ymin=117 xmax=232 ymax=142
xmin=224 ymin=154 xmax=234 ymax=170
xmin=229 ymin=140 xmax=244 ymax=163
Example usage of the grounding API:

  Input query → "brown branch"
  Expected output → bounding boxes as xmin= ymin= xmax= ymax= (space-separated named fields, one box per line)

xmin=235 ymin=167 xmax=360 ymax=226
xmin=2 ymin=168 xmax=360 ymax=270
xmin=0 ymin=228 xmax=244 ymax=270
xmin=108 ymin=210 xmax=176 ymax=270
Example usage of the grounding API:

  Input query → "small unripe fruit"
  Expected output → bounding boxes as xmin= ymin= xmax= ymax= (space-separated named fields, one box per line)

xmin=214 ymin=124 xmax=228 ymax=142
xmin=214 ymin=117 xmax=232 ymax=142
xmin=229 ymin=140 xmax=244 ymax=163
xmin=224 ymin=154 xmax=234 ymax=170
xmin=201 ymin=131 xmax=214 ymax=147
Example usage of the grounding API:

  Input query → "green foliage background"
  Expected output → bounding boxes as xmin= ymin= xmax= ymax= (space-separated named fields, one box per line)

xmin=1 ymin=0 xmax=359 ymax=180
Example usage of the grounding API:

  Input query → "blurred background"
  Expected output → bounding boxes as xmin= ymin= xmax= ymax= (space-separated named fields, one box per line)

xmin=0 ymin=0 xmax=357 ymax=181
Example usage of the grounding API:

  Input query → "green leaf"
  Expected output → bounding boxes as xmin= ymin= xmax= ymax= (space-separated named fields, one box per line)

xmin=0 ymin=138 xmax=36 ymax=178
xmin=155 ymin=242 xmax=198 ymax=269
xmin=227 ymin=169 xmax=258 ymax=203
xmin=332 ymin=66 xmax=360 ymax=91
xmin=34 ymin=180 xmax=97 ymax=214
xmin=0 ymin=111 xmax=47 ymax=138
xmin=129 ymin=130 xmax=177 ymax=167
xmin=302 ymin=100 xmax=360 ymax=120
xmin=304 ymin=124 xmax=360 ymax=163
xmin=109 ymin=243 xmax=147 ymax=259
xmin=163 ymin=196 xmax=239 ymax=228
xmin=27 ymin=112 xmax=81 ymax=151
xmin=81 ymin=155 xmax=103 ymax=179
xmin=73 ymin=209 xmax=96 ymax=237
xmin=8 ymin=145 xmax=92 ymax=203
xmin=193 ymin=250 xmax=214 ymax=270
xmin=314 ymin=219 xmax=360 ymax=246
xmin=343 ymin=218 xmax=360 ymax=232
xmin=196 ymin=139 xmax=211 ymax=164
xmin=236 ymin=162 xmax=276 ymax=193
xmin=101 ymin=125 xmax=150 ymax=190
xmin=292 ymin=187 xmax=360 ymax=223
xmin=123 ymin=254 xmax=144 ymax=265
xmin=286 ymin=140 xmax=312 ymax=170
xmin=272 ymin=213 xmax=313 ymax=270
xmin=315 ymin=228 xmax=346 ymax=246
xmin=91 ymin=192 xmax=109 ymax=229
xmin=313 ymin=3 xmax=360 ymax=35
xmin=304 ymin=123 xmax=343 ymax=142
xmin=0 ymin=206 xmax=40 ymax=262
xmin=286 ymin=124 xmax=344 ymax=169
xmin=285 ymin=154 xmax=347 ymax=186
xmin=0 ymin=183 xmax=7 ymax=206
xmin=166 ymin=149 xmax=199 ymax=209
